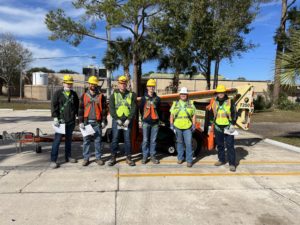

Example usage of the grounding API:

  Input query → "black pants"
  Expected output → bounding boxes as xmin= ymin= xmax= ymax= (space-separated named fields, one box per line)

xmin=214 ymin=127 xmax=236 ymax=166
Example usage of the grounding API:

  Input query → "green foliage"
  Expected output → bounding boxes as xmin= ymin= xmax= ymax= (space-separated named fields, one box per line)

xmin=58 ymin=69 xmax=78 ymax=74
xmin=254 ymin=95 xmax=272 ymax=111
xmin=277 ymin=93 xmax=300 ymax=111
xmin=237 ymin=77 xmax=247 ymax=81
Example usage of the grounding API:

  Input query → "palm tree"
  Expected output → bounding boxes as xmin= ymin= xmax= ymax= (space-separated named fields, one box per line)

xmin=279 ymin=29 xmax=300 ymax=86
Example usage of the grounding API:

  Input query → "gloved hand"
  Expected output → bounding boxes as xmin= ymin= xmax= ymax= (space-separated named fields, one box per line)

xmin=170 ymin=124 xmax=176 ymax=134
xmin=229 ymin=124 xmax=235 ymax=133
xmin=53 ymin=118 xmax=60 ymax=127
xmin=79 ymin=123 xmax=85 ymax=130
xmin=101 ymin=120 xmax=107 ymax=129
xmin=139 ymin=121 xmax=142 ymax=128
xmin=191 ymin=125 xmax=196 ymax=132
xmin=117 ymin=119 xmax=123 ymax=126
xmin=208 ymin=126 xmax=212 ymax=134
xmin=123 ymin=119 xmax=130 ymax=127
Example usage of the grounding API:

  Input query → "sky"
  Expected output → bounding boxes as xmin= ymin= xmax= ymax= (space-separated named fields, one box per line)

xmin=0 ymin=0 xmax=299 ymax=81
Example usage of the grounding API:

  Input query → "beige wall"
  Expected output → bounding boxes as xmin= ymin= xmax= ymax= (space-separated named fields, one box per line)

xmin=24 ymin=85 xmax=48 ymax=100
xmin=149 ymin=78 xmax=269 ymax=96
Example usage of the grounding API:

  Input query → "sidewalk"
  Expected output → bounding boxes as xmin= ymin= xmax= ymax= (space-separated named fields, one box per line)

xmin=0 ymin=111 xmax=299 ymax=225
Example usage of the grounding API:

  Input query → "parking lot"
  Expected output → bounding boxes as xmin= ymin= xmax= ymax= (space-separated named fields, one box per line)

xmin=0 ymin=110 xmax=300 ymax=225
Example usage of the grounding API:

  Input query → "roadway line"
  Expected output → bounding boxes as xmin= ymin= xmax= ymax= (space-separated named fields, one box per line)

xmin=118 ymin=160 xmax=300 ymax=165
xmin=117 ymin=172 xmax=300 ymax=178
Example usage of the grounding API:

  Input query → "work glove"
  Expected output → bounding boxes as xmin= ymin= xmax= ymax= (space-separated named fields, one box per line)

xmin=208 ymin=126 xmax=212 ymax=134
xmin=53 ymin=118 xmax=60 ymax=127
xmin=191 ymin=125 xmax=196 ymax=132
xmin=79 ymin=123 xmax=85 ymax=130
xmin=170 ymin=124 xmax=176 ymax=134
xmin=139 ymin=121 xmax=142 ymax=128
xmin=101 ymin=120 xmax=107 ymax=129
xmin=117 ymin=119 xmax=123 ymax=126
xmin=229 ymin=124 xmax=235 ymax=133
xmin=123 ymin=119 xmax=130 ymax=127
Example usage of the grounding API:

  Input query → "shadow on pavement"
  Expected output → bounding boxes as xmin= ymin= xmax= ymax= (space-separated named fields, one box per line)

xmin=235 ymin=138 xmax=263 ymax=146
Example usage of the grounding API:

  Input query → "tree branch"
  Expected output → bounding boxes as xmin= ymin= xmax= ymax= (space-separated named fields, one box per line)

xmin=287 ymin=0 xmax=296 ymax=9
xmin=120 ymin=24 xmax=136 ymax=36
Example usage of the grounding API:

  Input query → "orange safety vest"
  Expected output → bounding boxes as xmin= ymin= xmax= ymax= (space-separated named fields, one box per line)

xmin=143 ymin=96 xmax=159 ymax=120
xmin=83 ymin=92 xmax=103 ymax=121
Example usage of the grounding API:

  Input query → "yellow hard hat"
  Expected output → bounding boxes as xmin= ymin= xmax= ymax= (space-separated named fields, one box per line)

xmin=63 ymin=75 xmax=74 ymax=84
xmin=118 ymin=75 xmax=128 ymax=84
xmin=216 ymin=84 xmax=226 ymax=93
xmin=146 ymin=79 xmax=156 ymax=87
xmin=88 ymin=76 xmax=99 ymax=85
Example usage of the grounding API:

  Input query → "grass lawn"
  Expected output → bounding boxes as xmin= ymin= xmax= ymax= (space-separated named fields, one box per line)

xmin=252 ymin=110 xmax=300 ymax=123
xmin=271 ymin=137 xmax=300 ymax=148
xmin=0 ymin=101 xmax=50 ymax=110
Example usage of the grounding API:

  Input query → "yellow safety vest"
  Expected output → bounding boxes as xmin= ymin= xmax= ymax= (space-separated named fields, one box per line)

xmin=114 ymin=92 xmax=132 ymax=117
xmin=171 ymin=100 xmax=195 ymax=129
xmin=212 ymin=98 xmax=232 ymax=126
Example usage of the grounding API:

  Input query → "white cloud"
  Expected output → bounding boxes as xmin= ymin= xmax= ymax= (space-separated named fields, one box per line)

xmin=21 ymin=41 xmax=96 ymax=72
xmin=0 ymin=5 xmax=48 ymax=37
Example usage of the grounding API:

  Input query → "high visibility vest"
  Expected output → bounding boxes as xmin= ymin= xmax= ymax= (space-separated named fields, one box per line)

xmin=143 ymin=96 xmax=159 ymax=120
xmin=171 ymin=100 xmax=194 ymax=129
xmin=114 ymin=92 xmax=132 ymax=117
xmin=83 ymin=92 xmax=103 ymax=121
xmin=211 ymin=98 xmax=232 ymax=126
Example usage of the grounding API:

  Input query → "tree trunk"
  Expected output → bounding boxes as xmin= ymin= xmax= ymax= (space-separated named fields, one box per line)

xmin=206 ymin=57 xmax=212 ymax=90
xmin=106 ymin=24 xmax=112 ymax=97
xmin=172 ymin=69 xmax=180 ymax=93
xmin=273 ymin=0 xmax=287 ymax=104
xmin=7 ymin=82 xmax=11 ymax=103
xmin=213 ymin=57 xmax=220 ymax=89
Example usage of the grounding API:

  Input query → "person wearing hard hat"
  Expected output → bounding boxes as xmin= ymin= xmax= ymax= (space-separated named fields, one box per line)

xmin=108 ymin=75 xmax=137 ymax=166
xmin=50 ymin=74 xmax=79 ymax=169
xmin=169 ymin=87 xmax=196 ymax=167
xmin=139 ymin=79 xmax=161 ymax=164
xmin=78 ymin=76 xmax=107 ymax=166
xmin=208 ymin=84 xmax=237 ymax=172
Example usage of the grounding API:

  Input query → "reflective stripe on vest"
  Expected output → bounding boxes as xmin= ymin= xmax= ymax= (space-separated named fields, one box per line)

xmin=172 ymin=100 xmax=194 ymax=129
xmin=114 ymin=92 xmax=132 ymax=117
xmin=83 ymin=92 xmax=103 ymax=121
xmin=143 ymin=96 xmax=159 ymax=120
xmin=212 ymin=98 xmax=231 ymax=126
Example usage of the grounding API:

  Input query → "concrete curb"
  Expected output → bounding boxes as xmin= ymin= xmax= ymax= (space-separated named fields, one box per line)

xmin=264 ymin=138 xmax=300 ymax=153
xmin=0 ymin=108 xmax=13 ymax=111
xmin=26 ymin=109 xmax=51 ymax=112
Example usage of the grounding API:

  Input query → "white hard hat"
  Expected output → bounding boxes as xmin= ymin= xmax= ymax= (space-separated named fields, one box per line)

xmin=179 ymin=87 xmax=188 ymax=94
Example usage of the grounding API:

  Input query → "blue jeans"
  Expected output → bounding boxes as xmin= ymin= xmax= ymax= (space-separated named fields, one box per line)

xmin=214 ymin=127 xmax=236 ymax=166
xmin=175 ymin=127 xmax=193 ymax=163
xmin=111 ymin=119 xmax=132 ymax=156
xmin=83 ymin=122 xmax=102 ymax=160
xmin=142 ymin=123 xmax=159 ymax=158
xmin=51 ymin=122 xmax=75 ymax=162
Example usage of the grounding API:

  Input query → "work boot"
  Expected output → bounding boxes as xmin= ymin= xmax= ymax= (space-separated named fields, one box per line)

xmin=229 ymin=165 xmax=236 ymax=172
xmin=151 ymin=156 xmax=160 ymax=164
xmin=187 ymin=162 xmax=193 ymax=168
xmin=126 ymin=156 xmax=136 ymax=166
xmin=108 ymin=155 xmax=116 ymax=166
xmin=82 ymin=159 xmax=89 ymax=166
xmin=50 ymin=162 xmax=58 ymax=169
xmin=66 ymin=157 xmax=77 ymax=163
xmin=177 ymin=160 xmax=184 ymax=164
xmin=141 ymin=157 xmax=148 ymax=164
xmin=95 ymin=159 xmax=104 ymax=166
xmin=214 ymin=161 xmax=225 ymax=166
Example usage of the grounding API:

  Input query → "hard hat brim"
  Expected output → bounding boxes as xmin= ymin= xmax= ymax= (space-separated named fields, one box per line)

xmin=63 ymin=81 xmax=74 ymax=84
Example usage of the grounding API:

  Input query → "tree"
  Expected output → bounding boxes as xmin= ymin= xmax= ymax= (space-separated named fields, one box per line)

xmin=150 ymin=0 xmax=196 ymax=93
xmin=273 ymin=0 xmax=297 ymax=104
xmin=0 ymin=33 xmax=32 ymax=102
xmin=45 ymin=0 xmax=163 ymax=96
xmin=102 ymin=37 xmax=132 ymax=77
xmin=279 ymin=29 xmax=300 ymax=86
xmin=237 ymin=77 xmax=247 ymax=81
xmin=189 ymin=0 xmax=255 ymax=89
xmin=58 ymin=69 xmax=78 ymax=74
xmin=25 ymin=67 xmax=55 ymax=84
